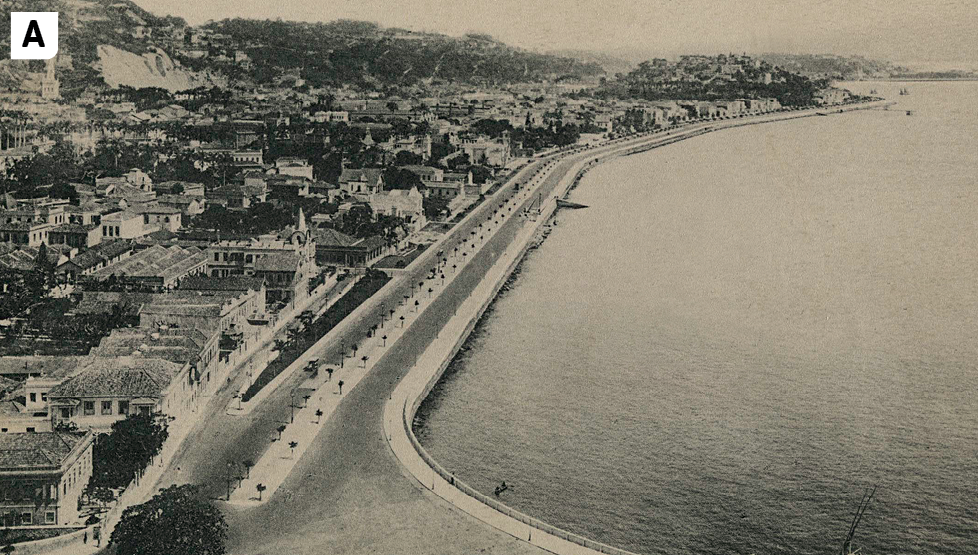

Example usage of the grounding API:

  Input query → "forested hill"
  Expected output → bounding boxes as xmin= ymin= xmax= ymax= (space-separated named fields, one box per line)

xmin=202 ymin=18 xmax=605 ymax=88
xmin=2 ymin=0 xmax=604 ymax=96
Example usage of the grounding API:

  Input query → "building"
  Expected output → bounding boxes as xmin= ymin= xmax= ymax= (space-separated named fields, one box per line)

xmin=314 ymin=229 xmax=390 ymax=268
xmin=100 ymin=211 xmax=150 ymax=240
xmin=56 ymin=240 xmax=134 ymax=281
xmin=47 ymin=224 xmax=102 ymax=249
xmin=457 ymin=136 xmax=510 ymax=167
xmin=137 ymin=204 xmax=183 ymax=232
xmin=40 ymin=58 xmax=60 ymax=101
xmin=274 ymin=157 xmax=314 ymax=180
xmin=368 ymin=188 xmax=426 ymax=232
xmin=0 ymin=198 xmax=69 ymax=247
xmin=338 ymin=168 xmax=385 ymax=198
xmin=0 ymin=431 xmax=94 ymax=527
xmin=88 ymin=245 xmax=207 ymax=289
xmin=48 ymin=358 xmax=188 ymax=430
xmin=204 ymin=211 xmax=315 ymax=304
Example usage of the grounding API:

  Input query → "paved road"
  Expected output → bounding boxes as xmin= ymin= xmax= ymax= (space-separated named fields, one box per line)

xmin=150 ymin=130 xmax=703 ymax=554
xmin=151 ymin=151 xmax=584 ymax=554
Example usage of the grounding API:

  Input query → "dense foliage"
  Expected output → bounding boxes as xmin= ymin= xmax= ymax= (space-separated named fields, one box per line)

xmin=91 ymin=413 xmax=169 ymax=490
xmin=203 ymin=18 xmax=604 ymax=89
xmin=598 ymin=63 xmax=829 ymax=107
xmin=111 ymin=485 xmax=227 ymax=555
xmin=241 ymin=270 xmax=391 ymax=401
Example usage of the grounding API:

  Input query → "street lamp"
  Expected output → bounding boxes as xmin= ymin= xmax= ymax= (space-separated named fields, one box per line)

xmin=290 ymin=388 xmax=297 ymax=423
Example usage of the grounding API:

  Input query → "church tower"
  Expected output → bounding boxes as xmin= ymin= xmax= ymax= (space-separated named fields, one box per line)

xmin=41 ymin=57 xmax=60 ymax=100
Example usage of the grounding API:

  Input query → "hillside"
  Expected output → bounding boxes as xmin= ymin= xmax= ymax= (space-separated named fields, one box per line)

xmin=756 ymin=54 xmax=905 ymax=80
xmin=2 ymin=0 xmax=605 ymax=97
xmin=202 ymin=19 xmax=605 ymax=89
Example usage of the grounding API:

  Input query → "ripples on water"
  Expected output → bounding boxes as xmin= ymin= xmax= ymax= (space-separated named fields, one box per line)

xmin=415 ymin=82 xmax=978 ymax=555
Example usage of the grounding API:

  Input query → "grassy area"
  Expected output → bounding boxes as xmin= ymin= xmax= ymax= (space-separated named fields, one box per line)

xmin=241 ymin=271 xmax=391 ymax=402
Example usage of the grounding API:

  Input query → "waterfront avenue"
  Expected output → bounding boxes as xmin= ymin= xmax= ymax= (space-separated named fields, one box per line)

xmin=151 ymin=104 xmax=885 ymax=555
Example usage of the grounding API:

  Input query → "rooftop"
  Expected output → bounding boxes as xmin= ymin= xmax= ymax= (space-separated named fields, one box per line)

xmin=0 ymin=431 xmax=92 ymax=471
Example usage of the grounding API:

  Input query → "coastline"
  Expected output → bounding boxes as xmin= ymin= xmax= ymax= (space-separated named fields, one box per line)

xmin=382 ymin=99 xmax=892 ymax=555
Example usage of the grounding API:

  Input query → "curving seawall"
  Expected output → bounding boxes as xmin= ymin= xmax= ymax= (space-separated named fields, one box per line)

xmin=383 ymin=100 xmax=892 ymax=555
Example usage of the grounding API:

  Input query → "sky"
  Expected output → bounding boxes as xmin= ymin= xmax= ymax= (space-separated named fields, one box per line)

xmin=132 ymin=0 xmax=978 ymax=66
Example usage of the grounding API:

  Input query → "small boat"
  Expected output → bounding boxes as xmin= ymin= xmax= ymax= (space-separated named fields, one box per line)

xmin=899 ymin=88 xmax=910 ymax=96
xmin=906 ymin=110 xmax=913 ymax=116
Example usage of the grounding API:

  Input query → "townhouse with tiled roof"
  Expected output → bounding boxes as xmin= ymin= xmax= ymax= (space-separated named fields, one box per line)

xmin=47 ymin=357 xmax=189 ymax=431
xmin=0 ymin=430 xmax=94 ymax=526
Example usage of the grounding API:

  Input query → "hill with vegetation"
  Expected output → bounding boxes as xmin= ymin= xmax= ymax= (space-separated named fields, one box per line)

xmin=200 ymin=19 xmax=604 ymax=89
xmin=2 ymin=0 xmax=605 ymax=97
xmin=755 ymin=54 xmax=905 ymax=80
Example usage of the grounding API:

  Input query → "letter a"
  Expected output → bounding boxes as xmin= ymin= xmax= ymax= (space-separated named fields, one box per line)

xmin=23 ymin=20 xmax=45 ymax=48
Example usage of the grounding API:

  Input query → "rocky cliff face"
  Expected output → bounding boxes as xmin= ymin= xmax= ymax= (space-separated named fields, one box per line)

xmin=95 ymin=45 xmax=224 ymax=92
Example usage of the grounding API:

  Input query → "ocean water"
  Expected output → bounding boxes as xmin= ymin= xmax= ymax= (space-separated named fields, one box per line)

xmin=415 ymin=81 xmax=978 ymax=555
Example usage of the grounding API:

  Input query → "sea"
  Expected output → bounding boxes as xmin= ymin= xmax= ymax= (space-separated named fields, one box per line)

xmin=415 ymin=81 xmax=978 ymax=555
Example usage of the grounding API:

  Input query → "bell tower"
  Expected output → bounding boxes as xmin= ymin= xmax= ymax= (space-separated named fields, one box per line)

xmin=41 ymin=57 xmax=60 ymax=100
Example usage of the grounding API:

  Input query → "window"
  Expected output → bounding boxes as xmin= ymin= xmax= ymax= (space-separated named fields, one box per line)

xmin=214 ymin=252 xmax=219 ymax=262
xmin=138 ymin=406 xmax=150 ymax=416
xmin=118 ymin=401 xmax=129 ymax=415
xmin=29 ymin=393 xmax=36 ymax=402
xmin=115 ymin=226 xmax=120 ymax=236
xmin=46 ymin=511 xmax=55 ymax=524
xmin=20 ymin=512 xmax=31 ymax=525
xmin=26 ymin=427 xmax=35 ymax=433
xmin=41 ymin=393 xmax=46 ymax=402
xmin=60 ymin=408 xmax=70 ymax=419
xmin=83 ymin=401 xmax=95 ymax=416
xmin=1 ymin=428 xmax=7 ymax=433
xmin=101 ymin=401 xmax=112 ymax=415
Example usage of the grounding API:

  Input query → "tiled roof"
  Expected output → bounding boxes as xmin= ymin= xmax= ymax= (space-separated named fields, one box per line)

xmin=92 ymin=245 xmax=205 ymax=282
xmin=90 ymin=327 xmax=208 ymax=365
xmin=254 ymin=251 xmax=301 ymax=272
xmin=313 ymin=228 xmax=357 ymax=247
xmin=0 ymin=432 xmax=90 ymax=470
xmin=178 ymin=275 xmax=266 ymax=292
xmin=48 ymin=358 xmax=182 ymax=399
xmin=0 ymin=356 xmax=88 ymax=379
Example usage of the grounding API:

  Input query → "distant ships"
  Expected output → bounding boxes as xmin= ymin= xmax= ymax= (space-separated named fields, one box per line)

xmin=899 ymin=87 xmax=910 ymax=95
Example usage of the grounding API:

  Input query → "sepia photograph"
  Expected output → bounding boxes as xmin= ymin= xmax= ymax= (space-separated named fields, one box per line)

xmin=0 ymin=1 xmax=975 ymax=554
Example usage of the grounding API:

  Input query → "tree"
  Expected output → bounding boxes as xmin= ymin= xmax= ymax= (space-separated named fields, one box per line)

xmin=276 ymin=424 xmax=287 ymax=440
xmin=381 ymin=334 xmax=388 ymax=347
xmin=315 ymin=409 xmax=323 ymax=423
xmin=110 ymin=485 xmax=227 ymax=555
xmin=243 ymin=459 xmax=254 ymax=478
xmin=338 ymin=380 xmax=344 ymax=395
xmin=288 ymin=441 xmax=298 ymax=458
xmin=91 ymin=413 xmax=169 ymax=490
xmin=256 ymin=483 xmax=266 ymax=501
xmin=360 ymin=355 xmax=368 ymax=368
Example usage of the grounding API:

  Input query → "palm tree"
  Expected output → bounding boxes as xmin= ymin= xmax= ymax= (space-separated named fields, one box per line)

xmin=315 ymin=409 xmax=323 ymax=423
xmin=414 ymin=300 xmax=420 ymax=312
xmin=382 ymin=334 xmax=388 ymax=347
xmin=325 ymin=367 xmax=334 ymax=381
xmin=351 ymin=343 xmax=358 ymax=358
xmin=428 ymin=287 xmax=433 ymax=298
xmin=360 ymin=355 xmax=368 ymax=368
xmin=288 ymin=441 xmax=298 ymax=458
xmin=303 ymin=394 xmax=311 ymax=408
xmin=399 ymin=315 xmax=405 ymax=327
xmin=256 ymin=483 xmax=266 ymax=501
xmin=338 ymin=380 xmax=344 ymax=395
xmin=243 ymin=459 xmax=254 ymax=478
xmin=276 ymin=424 xmax=286 ymax=441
